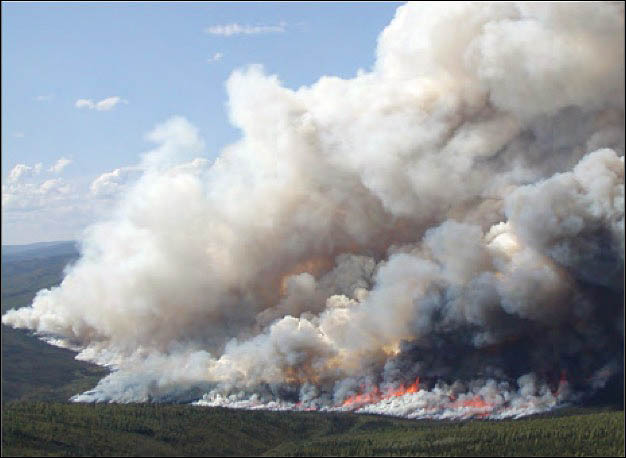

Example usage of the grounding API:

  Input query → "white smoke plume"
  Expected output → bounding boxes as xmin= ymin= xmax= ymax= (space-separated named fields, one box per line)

xmin=3 ymin=2 xmax=624 ymax=419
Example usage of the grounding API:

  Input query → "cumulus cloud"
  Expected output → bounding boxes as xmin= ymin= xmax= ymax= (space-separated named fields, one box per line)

xmin=7 ymin=163 xmax=44 ymax=183
xmin=75 ymin=99 xmax=95 ymax=109
xmin=205 ymin=22 xmax=286 ymax=36
xmin=8 ymin=160 xmax=71 ymax=184
xmin=8 ymin=164 xmax=33 ymax=183
xmin=3 ymin=159 xmax=97 ymax=243
xmin=75 ymin=96 xmax=128 ymax=111
xmin=49 ymin=157 xmax=73 ymax=174
xmin=3 ymin=2 xmax=624 ymax=418
xmin=2 ymin=177 xmax=72 ymax=211
xmin=90 ymin=166 xmax=143 ymax=198
xmin=96 ymin=96 xmax=127 ymax=111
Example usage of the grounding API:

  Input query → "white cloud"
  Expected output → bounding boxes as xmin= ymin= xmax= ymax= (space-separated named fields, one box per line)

xmin=96 ymin=96 xmax=127 ymax=111
xmin=1 ymin=175 xmax=96 ymax=244
xmin=7 ymin=163 xmax=45 ymax=183
xmin=2 ymin=119 xmax=203 ymax=243
xmin=208 ymin=52 xmax=223 ymax=63
xmin=90 ymin=166 xmax=143 ymax=197
xmin=75 ymin=99 xmax=95 ymax=109
xmin=2 ymin=177 xmax=72 ymax=211
xmin=49 ymin=157 xmax=73 ymax=174
xmin=2 ymin=162 xmax=123 ymax=243
xmin=8 ymin=164 xmax=32 ymax=183
xmin=39 ymin=178 xmax=70 ymax=194
xmin=204 ymin=22 xmax=286 ymax=36
xmin=75 ymin=96 xmax=128 ymax=111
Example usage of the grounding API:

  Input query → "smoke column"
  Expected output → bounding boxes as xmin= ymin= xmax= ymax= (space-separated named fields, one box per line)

xmin=3 ymin=2 xmax=624 ymax=418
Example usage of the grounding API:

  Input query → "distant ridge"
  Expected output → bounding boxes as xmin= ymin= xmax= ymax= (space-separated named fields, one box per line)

xmin=2 ymin=241 xmax=78 ymax=260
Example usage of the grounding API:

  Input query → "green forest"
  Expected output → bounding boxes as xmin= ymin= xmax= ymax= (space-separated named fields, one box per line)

xmin=2 ymin=403 xmax=624 ymax=456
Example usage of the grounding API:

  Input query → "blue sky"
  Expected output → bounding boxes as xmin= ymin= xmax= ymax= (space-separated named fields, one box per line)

xmin=2 ymin=1 xmax=403 ymax=244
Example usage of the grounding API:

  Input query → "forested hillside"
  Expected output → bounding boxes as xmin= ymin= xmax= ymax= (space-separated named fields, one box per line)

xmin=1 ymin=242 xmax=108 ymax=402
xmin=2 ymin=403 xmax=623 ymax=457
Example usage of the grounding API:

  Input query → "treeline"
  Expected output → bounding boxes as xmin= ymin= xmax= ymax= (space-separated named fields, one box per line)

xmin=2 ymin=401 xmax=355 ymax=456
xmin=267 ymin=408 xmax=625 ymax=456
xmin=2 ymin=402 xmax=623 ymax=456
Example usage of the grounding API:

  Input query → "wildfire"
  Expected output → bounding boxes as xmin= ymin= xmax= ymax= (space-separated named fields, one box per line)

xmin=458 ymin=396 xmax=492 ymax=409
xmin=341 ymin=377 xmax=421 ymax=408
xmin=197 ymin=373 xmax=568 ymax=419
xmin=446 ymin=394 xmax=494 ymax=418
xmin=295 ymin=402 xmax=318 ymax=411
xmin=381 ymin=342 xmax=402 ymax=356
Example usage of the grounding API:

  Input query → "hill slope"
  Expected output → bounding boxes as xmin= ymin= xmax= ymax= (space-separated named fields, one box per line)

xmin=2 ymin=403 xmax=623 ymax=457
xmin=1 ymin=241 xmax=108 ymax=402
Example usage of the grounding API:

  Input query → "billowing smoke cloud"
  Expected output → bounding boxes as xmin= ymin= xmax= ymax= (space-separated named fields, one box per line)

xmin=3 ymin=2 xmax=624 ymax=418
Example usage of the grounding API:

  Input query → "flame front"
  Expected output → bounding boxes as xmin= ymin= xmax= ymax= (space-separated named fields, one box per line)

xmin=195 ymin=373 xmax=571 ymax=420
xmin=342 ymin=377 xmax=421 ymax=408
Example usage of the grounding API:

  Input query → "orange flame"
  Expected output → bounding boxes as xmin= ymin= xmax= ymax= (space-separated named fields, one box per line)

xmin=460 ymin=396 xmax=491 ymax=409
xmin=341 ymin=377 xmax=421 ymax=408
xmin=445 ymin=394 xmax=494 ymax=415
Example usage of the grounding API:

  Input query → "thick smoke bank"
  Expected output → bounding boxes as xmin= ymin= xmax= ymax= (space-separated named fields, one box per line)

xmin=3 ymin=2 xmax=624 ymax=417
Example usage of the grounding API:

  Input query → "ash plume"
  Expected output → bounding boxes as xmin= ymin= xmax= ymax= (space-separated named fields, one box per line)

xmin=3 ymin=2 xmax=624 ymax=418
